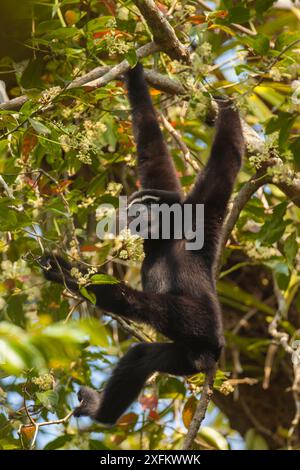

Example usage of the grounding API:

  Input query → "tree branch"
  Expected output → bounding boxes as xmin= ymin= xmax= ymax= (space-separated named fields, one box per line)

xmin=220 ymin=172 xmax=271 ymax=256
xmin=143 ymin=69 xmax=185 ymax=95
xmin=182 ymin=365 xmax=216 ymax=449
xmin=0 ymin=44 xmax=186 ymax=112
xmin=196 ymin=0 xmax=257 ymax=37
xmin=83 ymin=42 xmax=161 ymax=89
xmin=160 ymin=114 xmax=199 ymax=172
xmin=132 ymin=0 xmax=190 ymax=63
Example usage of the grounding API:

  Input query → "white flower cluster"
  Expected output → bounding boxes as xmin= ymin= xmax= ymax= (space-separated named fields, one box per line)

xmin=58 ymin=119 xmax=107 ymax=165
xmin=116 ymin=229 xmax=145 ymax=262
xmin=70 ymin=265 xmax=97 ymax=286
xmin=78 ymin=196 xmax=96 ymax=209
xmin=124 ymin=154 xmax=136 ymax=167
xmin=269 ymin=67 xmax=282 ymax=82
xmin=267 ymin=161 xmax=298 ymax=185
xmin=59 ymin=132 xmax=94 ymax=164
xmin=67 ymin=240 xmax=80 ymax=261
xmin=106 ymin=182 xmax=122 ymax=197
xmin=249 ymin=132 xmax=300 ymax=185
xmin=95 ymin=205 xmax=115 ymax=221
xmin=199 ymin=42 xmax=212 ymax=59
xmin=243 ymin=241 xmax=280 ymax=261
xmin=0 ymin=259 xmax=30 ymax=280
xmin=83 ymin=120 xmax=107 ymax=141
xmin=38 ymin=86 xmax=61 ymax=106
xmin=108 ymin=35 xmax=132 ymax=55
xmin=32 ymin=374 xmax=54 ymax=391
xmin=248 ymin=132 xmax=280 ymax=169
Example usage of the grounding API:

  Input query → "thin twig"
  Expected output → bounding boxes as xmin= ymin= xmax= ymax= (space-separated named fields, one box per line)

xmin=196 ymin=0 xmax=256 ymax=36
xmin=160 ymin=114 xmax=199 ymax=171
xmin=182 ymin=365 xmax=216 ymax=449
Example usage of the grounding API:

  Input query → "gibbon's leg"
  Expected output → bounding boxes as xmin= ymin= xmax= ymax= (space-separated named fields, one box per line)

xmin=185 ymin=100 xmax=244 ymax=263
xmin=126 ymin=64 xmax=182 ymax=194
xmin=41 ymin=255 xmax=222 ymax=349
xmin=73 ymin=342 xmax=216 ymax=424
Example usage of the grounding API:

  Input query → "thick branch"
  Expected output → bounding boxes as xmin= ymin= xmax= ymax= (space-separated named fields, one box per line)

xmin=84 ymin=42 xmax=161 ymax=88
xmin=143 ymin=69 xmax=185 ymax=95
xmin=132 ymin=0 xmax=190 ymax=63
xmin=276 ymin=179 xmax=300 ymax=208
xmin=0 ymin=44 xmax=186 ymax=112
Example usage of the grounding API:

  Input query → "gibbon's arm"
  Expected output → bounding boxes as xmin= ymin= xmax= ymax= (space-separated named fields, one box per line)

xmin=126 ymin=64 xmax=182 ymax=193
xmin=186 ymin=100 xmax=244 ymax=209
xmin=185 ymin=100 xmax=244 ymax=266
xmin=41 ymin=255 xmax=220 ymax=350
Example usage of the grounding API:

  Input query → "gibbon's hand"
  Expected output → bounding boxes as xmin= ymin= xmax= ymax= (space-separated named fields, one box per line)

xmin=40 ymin=254 xmax=82 ymax=293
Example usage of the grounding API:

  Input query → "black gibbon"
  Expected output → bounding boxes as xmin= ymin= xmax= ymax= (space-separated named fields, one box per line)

xmin=41 ymin=63 xmax=244 ymax=425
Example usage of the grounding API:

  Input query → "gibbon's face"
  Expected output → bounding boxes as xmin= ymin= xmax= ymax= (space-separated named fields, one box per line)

xmin=127 ymin=196 xmax=183 ymax=241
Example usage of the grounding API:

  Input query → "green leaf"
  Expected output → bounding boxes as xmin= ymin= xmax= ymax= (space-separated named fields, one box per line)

xmin=89 ymin=440 xmax=111 ymax=450
xmin=290 ymin=137 xmax=300 ymax=170
xmin=44 ymin=434 xmax=73 ymax=450
xmin=228 ymin=6 xmax=250 ymax=24
xmin=258 ymin=202 xmax=288 ymax=245
xmin=79 ymin=319 xmax=109 ymax=348
xmin=284 ymin=232 xmax=298 ymax=269
xmin=218 ymin=281 xmax=275 ymax=314
xmin=246 ymin=428 xmax=269 ymax=450
xmin=125 ymin=49 xmax=138 ymax=67
xmin=80 ymin=287 xmax=97 ymax=304
xmin=0 ymin=323 xmax=45 ymax=374
xmin=0 ymin=438 xmax=20 ymax=450
xmin=20 ymin=58 xmax=44 ymax=89
xmin=47 ymin=27 xmax=80 ymax=40
xmin=90 ymin=274 xmax=119 ymax=285
xmin=198 ymin=426 xmax=229 ymax=450
xmin=36 ymin=390 xmax=58 ymax=411
xmin=29 ymin=118 xmax=51 ymax=135
xmin=253 ymin=34 xmax=270 ymax=55
xmin=158 ymin=377 xmax=186 ymax=399
xmin=255 ymin=0 xmax=276 ymax=15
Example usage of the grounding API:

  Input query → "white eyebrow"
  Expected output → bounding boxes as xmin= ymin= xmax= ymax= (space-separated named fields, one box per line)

xmin=128 ymin=195 xmax=160 ymax=209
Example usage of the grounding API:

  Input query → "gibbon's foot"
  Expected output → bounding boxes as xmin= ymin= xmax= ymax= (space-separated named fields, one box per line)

xmin=74 ymin=386 xmax=102 ymax=418
xmin=128 ymin=189 xmax=181 ymax=209
xmin=74 ymin=386 xmax=114 ymax=426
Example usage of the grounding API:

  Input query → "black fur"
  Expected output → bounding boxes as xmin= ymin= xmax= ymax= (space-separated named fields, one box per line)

xmin=41 ymin=63 xmax=244 ymax=424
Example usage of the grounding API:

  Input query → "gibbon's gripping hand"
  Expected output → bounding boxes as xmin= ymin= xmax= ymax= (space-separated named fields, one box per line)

xmin=40 ymin=254 xmax=82 ymax=294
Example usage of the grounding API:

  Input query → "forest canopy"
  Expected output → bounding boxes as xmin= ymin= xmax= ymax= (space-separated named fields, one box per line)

xmin=0 ymin=0 xmax=300 ymax=450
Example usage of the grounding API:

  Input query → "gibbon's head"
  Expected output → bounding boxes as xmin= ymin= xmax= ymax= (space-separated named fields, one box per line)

xmin=127 ymin=189 xmax=183 ymax=241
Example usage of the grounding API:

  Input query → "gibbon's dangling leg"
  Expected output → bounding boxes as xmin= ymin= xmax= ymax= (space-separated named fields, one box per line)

xmin=126 ymin=64 xmax=182 ymax=194
xmin=73 ymin=342 xmax=216 ymax=424
xmin=185 ymin=100 xmax=244 ymax=266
